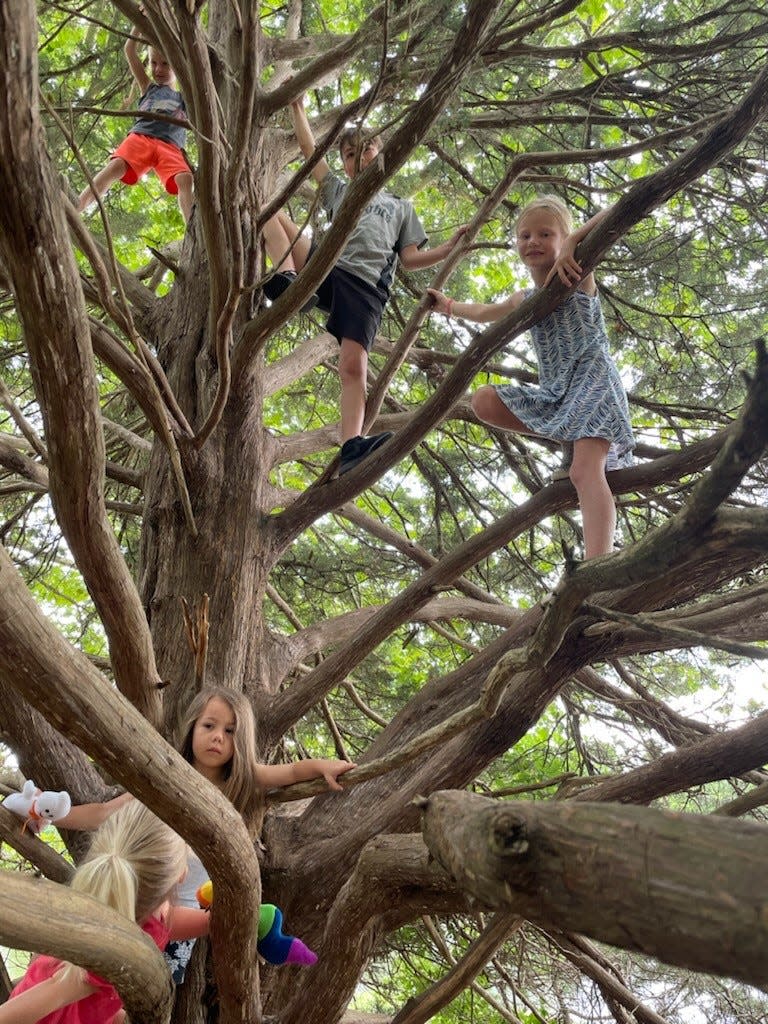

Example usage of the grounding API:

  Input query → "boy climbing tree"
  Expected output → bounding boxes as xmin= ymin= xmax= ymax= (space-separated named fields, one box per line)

xmin=77 ymin=20 xmax=193 ymax=222
xmin=263 ymin=94 xmax=466 ymax=475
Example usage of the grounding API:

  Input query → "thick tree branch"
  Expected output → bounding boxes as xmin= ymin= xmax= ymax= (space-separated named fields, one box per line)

xmin=582 ymin=602 xmax=768 ymax=660
xmin=1 ymin=873 xmax=173 ymax=1024
xmin=420 ymin=791 xmax=768 ymax=989
xmin=0 ymin=0 xmax=163 ymax=721
xmin=575 ymin=703 xmax=768 ymax=806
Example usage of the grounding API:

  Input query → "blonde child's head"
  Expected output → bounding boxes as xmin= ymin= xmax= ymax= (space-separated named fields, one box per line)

xmin=55 ymin=803 xmax=186 ymax=984
xmin=179 ymin=686 xmax=263 ymax=828
xmin=71 ymin=801 xmax=186 ymax=924
xmin=148 ymin=47 xmax=175 ymax=87
xmin=516 ymin=195 xmax=573 ymax=236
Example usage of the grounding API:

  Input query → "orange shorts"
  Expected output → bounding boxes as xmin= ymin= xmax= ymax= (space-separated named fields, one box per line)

xmin=112 ymin=133 xmax=190 ymax=195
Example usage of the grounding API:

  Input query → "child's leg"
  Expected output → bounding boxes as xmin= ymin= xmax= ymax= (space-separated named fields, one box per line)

xmin=174 ymin=171 xmax=194 ymax=222
xmin=338 ymin=339 xmax=368 ymax=443
xmin=569 ymin=437 xmax=615 ymax=559
xmin=263 ymin=211 xmax=312 ymax=272
xmin=471 ymin=385 xmax=530 ymax=433
xmin=77 ymin=158 xmax=128 ymax=212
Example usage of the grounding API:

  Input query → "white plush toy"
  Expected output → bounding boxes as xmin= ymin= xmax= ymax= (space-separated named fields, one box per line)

xmin=2 ymin=779 xmax=72 ymax=834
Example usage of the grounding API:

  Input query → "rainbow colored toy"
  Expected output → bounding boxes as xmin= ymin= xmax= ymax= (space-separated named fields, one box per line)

xmin=196 ymin=880 xmax=317 ymax=966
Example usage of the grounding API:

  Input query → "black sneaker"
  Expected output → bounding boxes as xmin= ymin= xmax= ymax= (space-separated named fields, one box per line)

xmin=262 ymin=270 xmax=318 ymax=313
xmin=339 ymin=432 xmax=393 ymax=475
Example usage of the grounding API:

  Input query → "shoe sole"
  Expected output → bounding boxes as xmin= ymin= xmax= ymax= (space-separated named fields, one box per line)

xmin=339 ymin=433 xmax=393 ymax=475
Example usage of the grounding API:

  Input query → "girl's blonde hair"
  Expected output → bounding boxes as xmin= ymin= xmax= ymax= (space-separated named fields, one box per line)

xmin=178 ymin=686 xmax=264 ymax=830
xmin=71 ymin=801 xmax=186 ymax=923
xmin=59 ymin=802 xmax=186 ymax=982
xmin=516 ymin=195 xmax=573 ymax=236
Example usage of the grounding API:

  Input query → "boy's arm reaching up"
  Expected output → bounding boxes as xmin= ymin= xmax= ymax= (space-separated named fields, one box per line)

xmin=289 ymin=96 xmax=330 ymax=183
xmin=124 ymin=27 xmax=151 ymax=94
xmin=399 ymin=225 xmax=468 ymax=271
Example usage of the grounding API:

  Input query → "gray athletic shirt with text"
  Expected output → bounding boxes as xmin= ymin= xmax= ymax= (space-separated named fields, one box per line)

xmin=320 ymin=172 xmax=427 ymax=298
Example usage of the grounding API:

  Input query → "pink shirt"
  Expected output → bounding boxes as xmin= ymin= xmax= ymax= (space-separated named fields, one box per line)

xmin=10 ymin=915 xmax=170 ymax=1024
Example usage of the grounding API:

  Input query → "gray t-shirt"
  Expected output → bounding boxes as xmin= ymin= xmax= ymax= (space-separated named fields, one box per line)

xmin=320 ymin=172 xmax=427 ymax=298
xmin=130 ymin=83 xmax=187 ymax=150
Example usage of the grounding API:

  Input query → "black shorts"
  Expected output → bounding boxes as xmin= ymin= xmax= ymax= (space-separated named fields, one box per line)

xmin=315 ymin=265 xmax=386 ymax=352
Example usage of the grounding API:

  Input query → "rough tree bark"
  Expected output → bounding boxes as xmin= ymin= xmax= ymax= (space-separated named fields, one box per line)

xmin=420 ymin=790 xmax=768 ymax=990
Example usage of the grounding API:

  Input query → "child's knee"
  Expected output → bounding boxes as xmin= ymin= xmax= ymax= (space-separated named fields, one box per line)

xmin=569 ymin=447 xmax=609 ymax=491
xmin=471 ymin=386 xmax=495 ymax=421
xmin=338 ymin=344 xmax=366 ymax=383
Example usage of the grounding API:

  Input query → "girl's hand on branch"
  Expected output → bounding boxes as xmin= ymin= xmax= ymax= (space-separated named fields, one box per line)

xmin=546 ymin=236 xmax=581 ymax=287
xmin=320 ymin=759 xmax=357 ymax=791
xmin=426 ymin=288 xmax=453 ymax=315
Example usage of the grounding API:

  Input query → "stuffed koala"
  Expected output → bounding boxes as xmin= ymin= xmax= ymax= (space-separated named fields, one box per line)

xmin=2 ymin=779 xmax=72 ymax=834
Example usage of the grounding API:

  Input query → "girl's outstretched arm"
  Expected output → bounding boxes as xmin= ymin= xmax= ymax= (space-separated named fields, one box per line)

xmin=0 ymin=969 xmax=97 ymax=1024
xmin=166 ymin=906 xmax=211 ymax=942
xmin=427 ymin=287 xmax=524 ymax=323
xmin=56 ymin=791 xmax=133 ymax=831
xmin=254 ymin=758 xmax=356 ymax=792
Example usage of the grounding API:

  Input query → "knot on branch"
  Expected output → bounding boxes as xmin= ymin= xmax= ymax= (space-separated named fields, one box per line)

xmin=490 ymin=809 xmax=529 ymax=858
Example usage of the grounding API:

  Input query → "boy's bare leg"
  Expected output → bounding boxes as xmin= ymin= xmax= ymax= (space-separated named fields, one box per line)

xmin=175 ymin=171 xmax=194 ymax=222
xmin=77 ymin=158 xmax=128 ymax=212
xmin=338 ymin=339 xmax=368 ymax=443
xmin=263 ymin=211 xmax=312 ymax=272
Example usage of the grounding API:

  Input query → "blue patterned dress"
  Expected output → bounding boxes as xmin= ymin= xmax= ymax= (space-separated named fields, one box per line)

xmin=495 ymin=288 xmax=634 ymax=464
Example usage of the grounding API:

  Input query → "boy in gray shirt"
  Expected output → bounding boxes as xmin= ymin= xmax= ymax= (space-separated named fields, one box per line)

xmin=263 ymin=95 xmax=465 ymax=475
